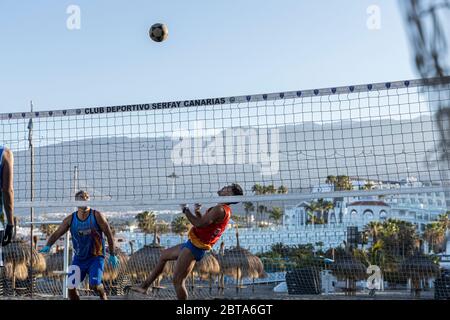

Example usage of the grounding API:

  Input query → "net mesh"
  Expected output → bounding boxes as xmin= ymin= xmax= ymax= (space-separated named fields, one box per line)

xmin=1 ymin=76 xmax=449 ymax=212
xmin=0 ymin=76 xmax=450 ymax=300
xmin=1 ymin=218 xmax=449 ymax=300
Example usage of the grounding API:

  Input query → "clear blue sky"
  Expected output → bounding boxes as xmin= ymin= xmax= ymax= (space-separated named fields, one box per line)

xmin=0 ymin=0 xmax=416 ymax=113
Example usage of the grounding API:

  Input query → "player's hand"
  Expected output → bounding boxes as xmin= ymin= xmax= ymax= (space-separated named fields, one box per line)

xmin=194 ymin=203 xmax=202 ymax=217
xmin=108 ymin=254 xmax=120 ymax=269
xmin=1 ymin=224 xmax=13 ymax=246
xmin=180 ymin=204 xmax=189 ymax=214
xmin=39 ymin=245 xmax=51 ymax=254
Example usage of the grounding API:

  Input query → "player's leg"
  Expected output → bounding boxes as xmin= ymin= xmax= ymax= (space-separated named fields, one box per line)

xmin=172 ymin=247 xmax=197 ymax=300
xmin=131 ymin=244 xmax=183 ymax=293
xmin=68 ymin=258 xmax=87 ymax=300
xmin=68 ymin=288 xmax=80 ymax=300
xmin=88 ymin=256 xmax=107 ymax=300
xmin=172 ymin=241 xmax=206 ymax=300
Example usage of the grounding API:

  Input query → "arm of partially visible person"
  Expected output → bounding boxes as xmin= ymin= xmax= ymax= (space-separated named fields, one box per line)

xmin=2 ymin=148 xmax=14 ymax=226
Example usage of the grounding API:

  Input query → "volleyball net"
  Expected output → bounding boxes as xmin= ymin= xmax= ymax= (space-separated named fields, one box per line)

xmin=1 ymin=220 xmax=449 ymax=300
xmin=1 ymin=76 xmax=450 ymax=299
xmin=2 ymin=76 xmax=450 ymax=214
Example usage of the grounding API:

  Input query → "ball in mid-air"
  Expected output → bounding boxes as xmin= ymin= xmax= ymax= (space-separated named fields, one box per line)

xmin=149 ymin=23 xmax=168 ymax=42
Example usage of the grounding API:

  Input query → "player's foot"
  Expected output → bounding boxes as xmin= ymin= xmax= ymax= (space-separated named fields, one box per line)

xmin=128 ymin=285 xmax=149 ymax=295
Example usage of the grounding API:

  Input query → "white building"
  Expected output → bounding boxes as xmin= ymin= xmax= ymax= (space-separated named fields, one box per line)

xmin=110 ymin=176 xmax=449 ymax=256
xmin=283 ymin=177 xmax=448 ymax=243
xmin=283 ymin=201 xmax=310 ymax=227
xmin=345 ymin=200 xmax=390 ymax=224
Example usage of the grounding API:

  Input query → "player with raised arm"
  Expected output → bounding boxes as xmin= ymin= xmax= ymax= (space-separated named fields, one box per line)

xmin=40 ymin=190 xmax=120 ymax=300
xmin=130 ymin=183 xmax=243 ymax=300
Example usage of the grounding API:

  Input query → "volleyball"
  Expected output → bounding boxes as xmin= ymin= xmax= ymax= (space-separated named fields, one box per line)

xmin=149 ymin=23 xmax=168 ymax=42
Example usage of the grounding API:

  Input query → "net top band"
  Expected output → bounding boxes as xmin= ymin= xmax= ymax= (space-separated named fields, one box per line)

xmin=2 ymin=76 xmax=449 ymax=121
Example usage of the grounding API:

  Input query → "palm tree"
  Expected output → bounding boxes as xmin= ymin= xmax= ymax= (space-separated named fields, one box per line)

xmin=325 ymin=175 xmax=337 ymax=186
xmin=364 ymin=219 xmax=406 ymax=282
xmin=269 ymin=207 xmax=283 ymax=225
xmin=263 ymin=185 xmax=277 ymax=223
xmin=315 ymin=241 xmax=324 ymax=253
xmin=252 ymin=184 xmax=264 ymax=225
xmin=39 ymin=224 xmax=58 ymax=239
xmin=251 ymin=184 xmax=264 ymax=195
xmin=398 ymin=220 xmax=419 ymax=257
xmin=277 ymin=185 xmax=288 ymax=194
xmin=305 ymin=202 xmax=320 ymax=226
xmin=438 ymin=212 xmax=450 ymax=229
xmin=325 ymin=175 xmax=351 ymax=220
xmin=257 ymin=205 xmax=267 ymax=225
xmin=265 ymin=185 xmax=277 ymax=195
xmin=423 ymin=222 xmax=446 ymax=253
xmin=336 ymin=175 xmax=353 ymax=191
xmin=171 ymin=215 xmax=190 ymax=242
xmin=156 ymin=221 xmax=170 ymax=235
xmin=135 ymin=211 xmax=156 ymax=245
xmin=362 ymin=181 xmax=375 ymax=191
xmin=439 ymin=213 xmax=450 ymax=253
xmin=243 ymin=202 xmax=255 ymax=227
xmin=381 ymin=219 xmax=418 ymax=258
xmin=305 ymin=199 xmax=333 ymax=225
xmin=364 ymin=221 xmax=384 ymax=245
xmin=317 ymin=198 xmax=334 ymax=224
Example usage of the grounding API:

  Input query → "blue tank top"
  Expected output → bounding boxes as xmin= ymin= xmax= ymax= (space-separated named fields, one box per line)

xmin=70 ymin=209 xmax=105 ymax=260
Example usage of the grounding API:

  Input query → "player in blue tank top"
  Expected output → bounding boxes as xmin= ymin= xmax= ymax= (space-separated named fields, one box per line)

xmin=40 ymin=190 xmax=119 ymax=300
xmin=0 ymin=146 xmax=15 ymax=247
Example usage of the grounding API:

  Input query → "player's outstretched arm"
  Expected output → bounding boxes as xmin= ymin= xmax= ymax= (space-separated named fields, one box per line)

xmin=94 ymin=211 xmax=116 ymax=256
xmin=183 ymin=205 xmax=224 ymax=228
xmin=43 ymin=215 xmax=72 ymax=250
xmin=94 ymin=211 xmax=119 ymax=268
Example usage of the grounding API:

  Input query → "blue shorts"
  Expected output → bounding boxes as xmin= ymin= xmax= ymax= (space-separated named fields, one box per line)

xmin=71 ymin=256 xmax=105 ymax=286
xmin=181 ymin=240 xmax=207 ymax=262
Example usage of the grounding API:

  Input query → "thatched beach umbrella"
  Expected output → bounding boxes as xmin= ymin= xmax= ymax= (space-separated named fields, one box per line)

xmin=2 ymin=240 xmax=30 ymax=282
xmin=164 ymin=252 xmax=222 ymax=292
xmin=26 ymin=236 xmax=47 ymax=274
xmin=103 ymin=247 xmax=130 ymax=296
xmin=161 ymin=247 xmax=223 ymax=293
xmin=0 ymin=221 xmax=44 ymax=294
xmin=127 ymin=245 xmax=164 ymax=277
xmin=126 ymin=233 xmax=171 ymax=289
xmin=194 ymin=253 xmax=221 ymax=280
xmin=217 ymin=226 xmax=266 ymax=292
xmin=44 ymin=247 xmax=73 ymax=277
xmin=212 ymin=242 xmax=226 ymax=292
xmin=399 ymin=253 xmax=440 ymax=297
xmin=26 ymin=248 xmax=47 ymax=274
xmin=187 ymin=253 xmax=221 ymax=293
xmin=1 ymin=239 xmax=44 ymax=296
xmin=330 ymin=252 xmax=367 ymax=296
xmin=104 ymin=248 xmax=128 ymax=282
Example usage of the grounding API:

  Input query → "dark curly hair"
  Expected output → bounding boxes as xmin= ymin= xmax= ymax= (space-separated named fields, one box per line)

xmin=75 ymin=190 xmax=90 ymax=199
xmin=230 ymin=183 xmax=243 ymax=196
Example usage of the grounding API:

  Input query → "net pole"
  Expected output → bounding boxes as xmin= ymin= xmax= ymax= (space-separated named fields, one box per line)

xmin=28 ymin=100 xmax=35 ymax=298
xmin=74 ymin=166 xmax=79 ymax=193
xmin=62 ymin=166 xmax=78 ymax=299
xmin=63 ymin=232 xmax=69 ymax=299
